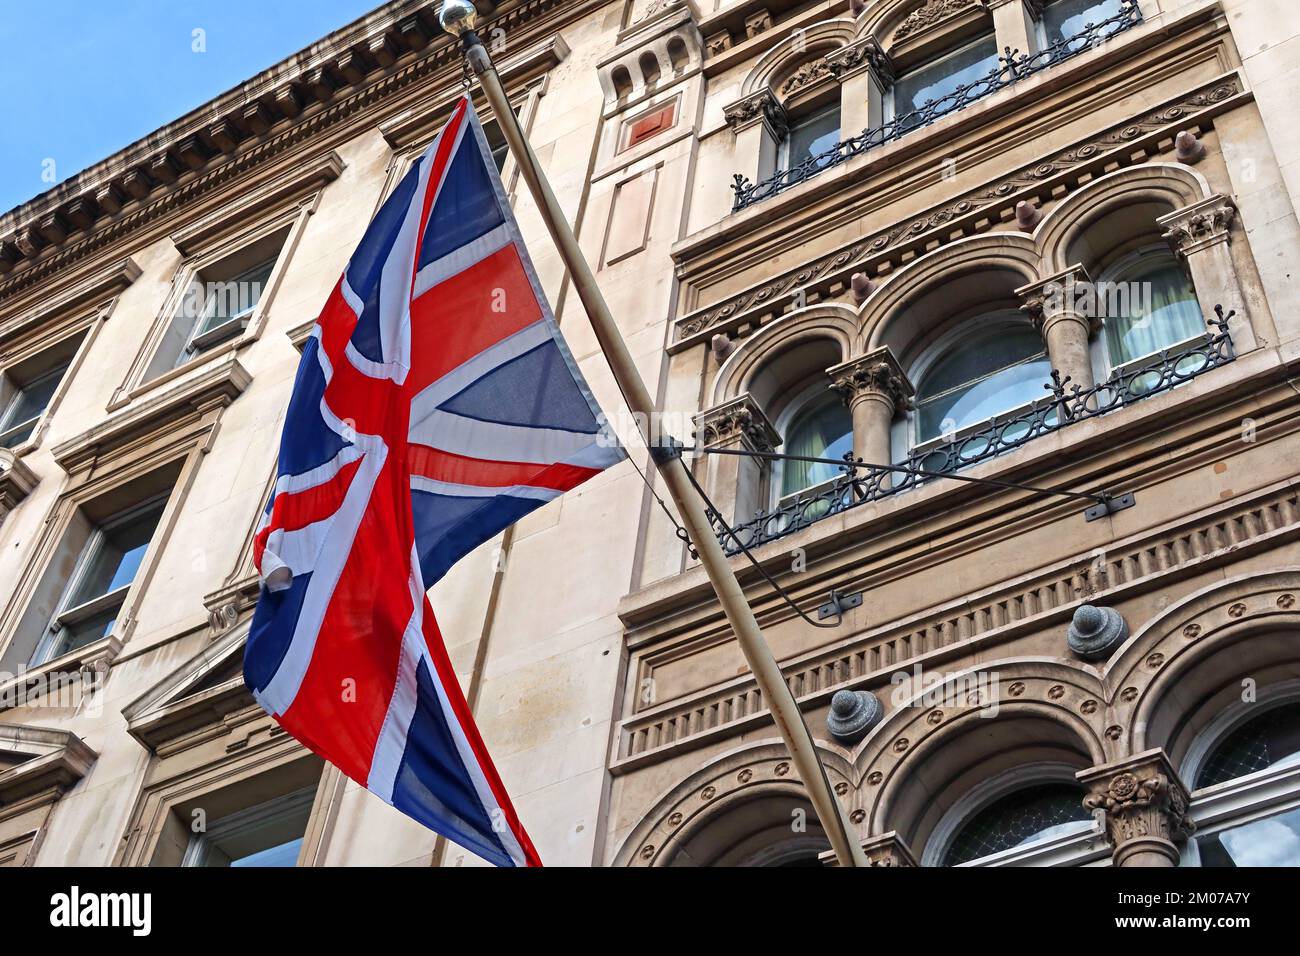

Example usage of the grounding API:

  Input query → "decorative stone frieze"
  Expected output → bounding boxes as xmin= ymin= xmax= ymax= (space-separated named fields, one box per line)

xmin=827 ymin=689 xmax=883 ymax=743
xmin=1066 ymin=604 xmax=1129 ymax=661
xmin=722 ymin=87 xmax=787 ymax=135
xmin=1079 ymin=749 xmax=1193 ymax=867
xmin=780 ymin=58 xmax=833 ymax=96
xmin=895 ymin=0 xmax=985 ymax=42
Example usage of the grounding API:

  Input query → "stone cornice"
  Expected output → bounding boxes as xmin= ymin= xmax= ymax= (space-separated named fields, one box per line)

xmin=0 ymin=726 xmax=97 ymax=807
xmin=0 ymin=0 xmax=588 ymax=295
xmin=0 ymin=450 xmax=38 ymax=524
xmin=0 ymin=257 xmax=140 ymax=346
xmin=51 ymin=355 xmax=251 ymax=473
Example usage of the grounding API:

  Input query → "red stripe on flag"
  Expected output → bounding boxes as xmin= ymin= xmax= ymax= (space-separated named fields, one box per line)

xmin=406 ymin=443 xmax=601 ymax=492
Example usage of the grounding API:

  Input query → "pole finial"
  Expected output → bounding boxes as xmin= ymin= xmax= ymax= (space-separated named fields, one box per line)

xmin=438 ymin=0 xmax=479 ymax=36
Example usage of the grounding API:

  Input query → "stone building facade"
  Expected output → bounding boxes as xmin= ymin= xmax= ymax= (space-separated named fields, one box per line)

xmin=1 ymin=0 xmax=1298 ymax=868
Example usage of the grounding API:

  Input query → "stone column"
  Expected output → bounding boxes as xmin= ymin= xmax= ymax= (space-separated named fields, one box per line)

xmin=819 ymin=832 xmax=918 ymax=867
xmin=1158 ymin=195 xmax=1256 ymax=351
xmin=1018 ymin=265 xmax=1097 ymax=395
xmin=723 ymin=89 xmax=786 ymax=201
xmin=1078 ymin=749 xmax=1193 ymax=867
xmin=691 ymin=393 xmax=781 ymax=527
xmin=986 ymin=0 xmax=1041 ymax=58
xmin=827 ymin=347 xmax=912 ymax=472
xmin=827 ymin=36 xmax=893 ymax=139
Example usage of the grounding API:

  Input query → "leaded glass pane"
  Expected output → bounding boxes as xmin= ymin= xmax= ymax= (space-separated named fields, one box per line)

xmin=1196 ymin=703 xmax=1300 ymax=789
xmin=943 ymin=783 xmax=1091 ymax=865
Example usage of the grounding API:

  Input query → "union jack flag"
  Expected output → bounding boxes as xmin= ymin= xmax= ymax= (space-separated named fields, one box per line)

xmin=243 ymin=98 xmax=623 ymax=867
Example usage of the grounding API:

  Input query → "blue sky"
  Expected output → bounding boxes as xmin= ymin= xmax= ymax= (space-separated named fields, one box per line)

xmin=0 ymin=0 xmax=382 ymax=214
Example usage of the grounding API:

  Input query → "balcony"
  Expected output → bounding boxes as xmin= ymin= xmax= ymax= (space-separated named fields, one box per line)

xmin=713 ymin=308 xmax=1236 ymax=554
xmin=730 ymin=0 xmax=1144 ymax=212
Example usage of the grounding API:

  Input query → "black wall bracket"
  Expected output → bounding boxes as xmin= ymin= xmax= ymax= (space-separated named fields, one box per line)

xmin=818 ymin=589 xmax=863 ymax=621
xmin=1084 ymin=492 xmax=1137 ymax=523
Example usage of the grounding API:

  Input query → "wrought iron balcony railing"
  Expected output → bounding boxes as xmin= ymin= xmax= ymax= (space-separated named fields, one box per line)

xmin=713 ymin=308 xmax=1235 ymax=554
xmin=730 ymin=0 xmax=1143 ymax=212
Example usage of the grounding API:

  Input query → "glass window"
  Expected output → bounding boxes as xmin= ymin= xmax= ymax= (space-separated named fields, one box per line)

xmin=783 ymin=105 xmax=841 ymax=170
xmin=184 ymin=787 xmax=316 ymax=868
xmin=1195 ymin=804 xmax=1300 ymax=867
xmin=1196 ymin=702 xmax=1300 ymax=790
xmin=781 ymin=391 xmax=853 ymax=496
xmin=0 ymin=362 xmax=70 ymax=449
xmin=943 ymin=783 xmax=1092 ymax=865
xmin=1043 ymin=0 xmax=1124 ymax=46
xmin=183 ymin=256 xmax=277 ymax=359
xmin=893 ymin=35 xmax=1000 ymax=133
xmin=37 ymin=497 xmax=167 ymax=663
xmin=1102 ymin=251 xmax=1202 ymax=367
xmin=914 ymin=317 xmax=1051 ymax=441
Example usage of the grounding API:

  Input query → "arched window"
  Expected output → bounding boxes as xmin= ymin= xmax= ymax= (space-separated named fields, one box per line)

xmin=782 ymin=103 xmax=841 ymax=171
xmin=1184 ymin=696 xmax=1300 ymax=867
xmin=779 ymin=388 xmax=852 ymax=497
xmin=913 ymin=313 xmax=1051 ymax=442
xmin=1098 ymin=247 xmax=1202 ymax=368
xmin=942 ymin=782 xmax=1092 ymax=866
xmin=1041 ymin=0 xmax=1124 ymax=46
xmin=892 ymin=33 xmax=1000 ymax=134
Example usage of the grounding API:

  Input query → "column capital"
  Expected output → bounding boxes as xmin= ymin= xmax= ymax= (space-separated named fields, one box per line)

xmin=827 ymin=346 xmax=914 ymax=412
xmin=819 ymin=831 xmax=918 ymax=867
xmin=826 ymin=35 xmax=894 ymax=85
xmin=984 ymin=0 xmax=1043 ymax=13
xmin=1078 ymin=749 xmax=1193 ymax=866
xmin=1016 ymin=264 xmax=1098 ymax=337
xmin=692 ymin=393 xmax=781 ymax=452
xmin=1158 ymin=195 xmax=1237 ymax=259
xmin=722 ymin=87 xmax=787 ymax=136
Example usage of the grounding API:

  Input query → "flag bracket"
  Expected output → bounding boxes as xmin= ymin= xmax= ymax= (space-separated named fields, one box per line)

xmin=818 ymin=589 xmax=863 ymax=621
xmin=1083 ymin=491 xmax=1137 ymax=522
xmin=647 ymin=436 xmax=684 ymax=467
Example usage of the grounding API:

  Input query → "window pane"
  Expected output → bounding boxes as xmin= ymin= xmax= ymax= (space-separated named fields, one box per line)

xmin=56 ymin=608 xmax=119 ymax=656
xmin=1197 ymin=804 xmax=1300 ymax=867
xmin=1197 ymin=702 xmax=1300 ymax=789
xmin=915 ymin=322 xmax=1049 ymax=440
xmin=199 ymin=257 xmax=276 ymax=334
xmin=0 ymin=364 xmax=69 ymax=446
xmin=1104 ymin=257 xmax=1202 ymax=366
xmin=944 ymin=783 xmax=1092 ymax=865
xmin=66 ymin=501 xmax=166 ymax=608
xmin=782 ymin=392 xmax=853 ymax=495
xmin=0 ymin=418 xmax=38 ymax=450
xmin=785 ymin=107 xmax=841 ymax=169
xmin=188 ymin=789 xmax=316 ymax=868
xmin=1043 ymin=0 xmax=1124 ymax=45
xmin=894 ymin=37 xmax=1000 ymax=130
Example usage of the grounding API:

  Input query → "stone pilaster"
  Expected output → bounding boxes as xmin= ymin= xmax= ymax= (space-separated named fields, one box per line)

xmin=1159 ymin=195 xmax=1254 ymax=351
xmin=986 ymin=0 xmax=1042 ymax=58
xmin=1078 ymin=749 xmax=1193 ymax=867
xmin=692 ymin=393 xmax=780 ymax=527
xmin=827 ymin=347 xmax=911 ymax=482
xmin=827 ymin=36 xmax=893 ymax=139
xmin=723 ymin=88 xmax=786 ymax=196
xmin=1018 ymin=265 xmax=1097 ymax=394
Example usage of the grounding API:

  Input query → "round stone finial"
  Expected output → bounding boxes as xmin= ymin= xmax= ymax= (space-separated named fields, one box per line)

xmin=439 ymin=0 xmax=479 ymax=36
xmin=1067 ymin=604 xmax=1129 ymax=661
xmin=827 ymin=689 xmax=883 ymax=743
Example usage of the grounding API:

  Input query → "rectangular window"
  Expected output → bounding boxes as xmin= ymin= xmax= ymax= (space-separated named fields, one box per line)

xmin=892 ymin=35 xmax=1001 ymax=133
xmin=782 ymin=105 xmax=841 ymax=170
xmin=0 ymin=334 xmax=83 ymax=449
xmin=183 ymin=786 xmax=317 ymax=867
xmin=146 ymin=228 xmax=289 ymax=381
xmin=1042 ymin=0 xmax=1124 ymax=46
xmin=33 ymin=496 xmax=167 ymax=665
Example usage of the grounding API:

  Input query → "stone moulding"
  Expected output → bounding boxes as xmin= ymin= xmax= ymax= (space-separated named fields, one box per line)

xmin=670 ymin=75 xmax=1246 ymax=352
xmin=894 ymin=0 xmax=986 ymax=43
xmin=0 ymin=450 xmax=38 ymax=524
xmin=0 ymin=726 xmax=97 ymax=806
xmin=612 ymin=477 xmax=1300 ymax=772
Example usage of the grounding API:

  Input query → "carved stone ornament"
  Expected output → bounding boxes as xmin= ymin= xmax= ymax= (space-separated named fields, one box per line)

xmin=705 ymin=30 xmax=732 ymax=56
xmin=1080 ymin=750 xmax=1194 ymax=865
xmin=819 ymin=831 xmax=919 ymax=867
xmin=1067 ymin=604 xmax=1129 ymax=661
xmin=826 ymin=36 xmax=894 ymax=84
xmin=895 ymin=0 xmax=985 ymax=42
xmin=1160 ymin=195 xmax=1237 ymax=258
xmin=827 ymin=347 xmax=914 ymax=410
xmin=692 ymin=393 xmax=781 ymax=451
xmin=827 ymin=689 xmax=884 ymax=743
xmin=722 ymin=88 xmax=787 ymax=134
xmin=780 ymin=58 xmax=833 ymax=96
xmin=744 ymin=9 xmax=773 ymax=38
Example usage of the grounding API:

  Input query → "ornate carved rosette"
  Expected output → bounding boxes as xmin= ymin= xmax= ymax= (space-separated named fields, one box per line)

xmin=1080 ymin=751 xmax=1193 ymax=865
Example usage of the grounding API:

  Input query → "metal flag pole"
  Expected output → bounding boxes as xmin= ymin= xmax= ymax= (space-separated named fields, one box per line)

xmin=438 ymin=0 xmax=868 ymax=868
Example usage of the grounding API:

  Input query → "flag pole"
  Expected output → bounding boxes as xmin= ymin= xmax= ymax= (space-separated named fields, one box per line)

xmin=438 ymin=1 xmax=868 ymax=868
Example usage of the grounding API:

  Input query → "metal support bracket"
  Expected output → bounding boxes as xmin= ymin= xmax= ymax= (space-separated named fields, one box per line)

xmin=648 ymin=436 xmax=684 ymax=467
xmin=818 ymin=589 xmax=863 ymax=621
xmin=1084 ymin=492 xmax=1136 ymax=523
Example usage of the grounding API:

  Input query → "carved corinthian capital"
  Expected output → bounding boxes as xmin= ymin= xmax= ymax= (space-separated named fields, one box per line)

xmin=722 ymin=88 xmax=787 ymax=135
xmin=827 ymin=347 xmax=914 ymax=412
xmin=826 ymin=36 xmax=893 ymax=84
xmin=692 ymin=393 xmax=780 ymax=452
xmin=1079 ymin=750 xmax=1193 ymax=867
xmin=1159 ymin=195 xmax=1237 ymax=258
